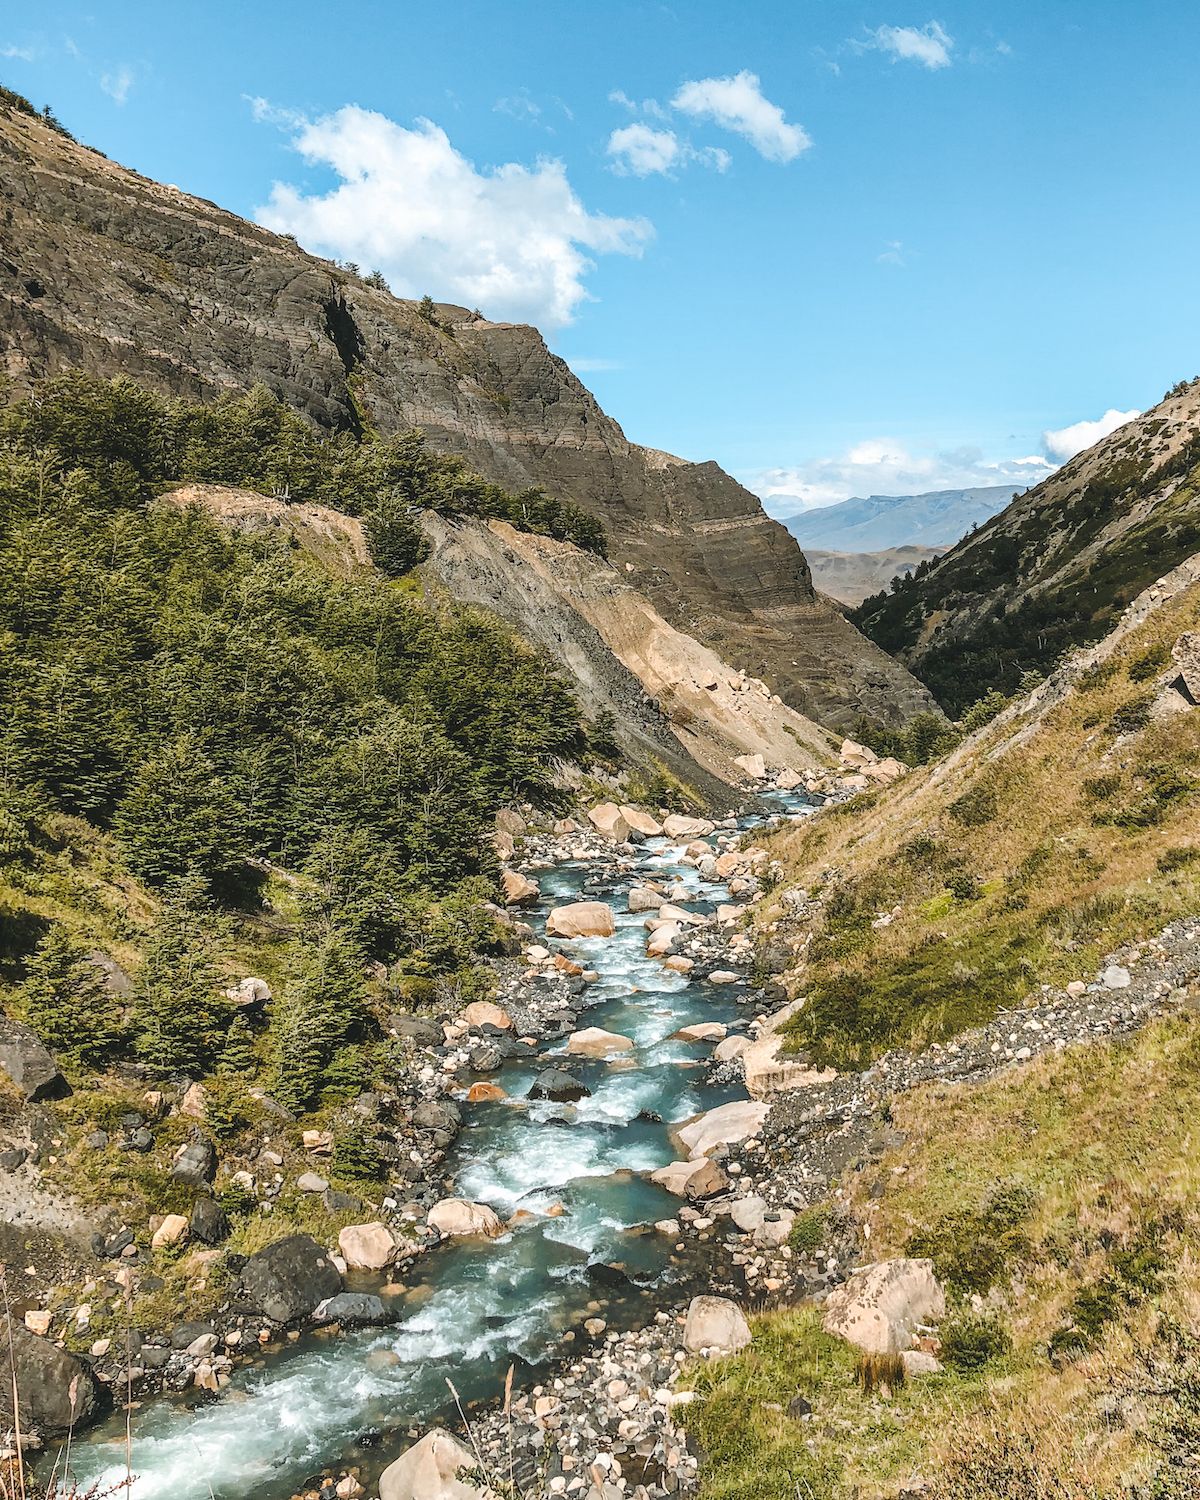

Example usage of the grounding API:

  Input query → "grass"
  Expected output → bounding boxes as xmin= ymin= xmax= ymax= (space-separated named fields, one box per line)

xmin=759 ymin=579 xmax=1200 ymax=1068
xmin=686 ymin=1014 xmax=1200 ymax=1499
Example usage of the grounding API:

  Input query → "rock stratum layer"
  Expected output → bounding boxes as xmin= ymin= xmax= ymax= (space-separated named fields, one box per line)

xmin=0 ymin=104 xmax=932 ymax=730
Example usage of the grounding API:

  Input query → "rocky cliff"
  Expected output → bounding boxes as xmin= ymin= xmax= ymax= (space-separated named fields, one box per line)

xmin=0 ymin=101 xmax=933 ymax=731
xmin=855 ymin=381 xmax=1200 ymax=712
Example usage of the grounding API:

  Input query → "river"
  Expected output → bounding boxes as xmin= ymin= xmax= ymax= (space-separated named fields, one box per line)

xmin=71 ymin=796 xmax=813 ymax=1498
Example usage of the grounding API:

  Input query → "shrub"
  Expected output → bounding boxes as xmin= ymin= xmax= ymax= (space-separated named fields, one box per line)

xmin=1110 ymin=693 xmax=1155 ymax=735
xmin=907 ymin=1182 xmax=1036 ymax=1294
xmin=1127 ymin=641 xmax=1171 ymax=682
xmin=1159 ymin=846 xmax=1199 ymax=874
xmin=940 ymin=1312 xmax=1011 ymax=1372
xmin=788 ymin=1206 xmax=829 ymax=1254
xmin=949 ymin=782 xmax=999 ymax=827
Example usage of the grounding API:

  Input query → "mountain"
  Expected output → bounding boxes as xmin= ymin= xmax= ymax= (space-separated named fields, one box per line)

xmin=779 ymin=485 xmax=1021 ymax=552
xmin=805 ymin=545 xmax=947 ymax=607
xmin=853 ymin=382 xmax=1200 ymax=713
xmin=0 ymin=99 xmax=934 ymax=732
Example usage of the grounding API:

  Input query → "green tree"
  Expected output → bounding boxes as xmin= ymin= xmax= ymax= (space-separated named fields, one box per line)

xmin=133 ymin=875 xmax=231 ymax=1075
xmin=363 ymin=492 xmax=431 ymax=576
xmin=14 ymin=926 xmax=124 ymax=1072
xmin=269 ymin=926 xmax=370 ymax=1114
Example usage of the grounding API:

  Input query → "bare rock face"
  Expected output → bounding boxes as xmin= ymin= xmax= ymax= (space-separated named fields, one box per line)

xmin=0 ymin=105 xmax=935 ymax=732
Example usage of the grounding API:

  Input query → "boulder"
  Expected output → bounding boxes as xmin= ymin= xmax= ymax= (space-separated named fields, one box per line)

xmin=822 ymin=1258 xmax=945 ymax=1355
xmin=180 ymin=1082 xmax=207 ymax=1120
xmin=495 ymin=808 xmax=527 ymax=837
xmin=312 ymin=1292 xmax=392 ymax=1328
xmin=775 ymin=769 xmax=803 ymax=791
xmin=500 ymin=870 xmax=539 ymax=907
xmin=662 ymin=815 xmax=716 ymax=840
xmin=528 ymin=1068 xmax=590 ymax=1102
xmin=732 ymin=752 xmax=767 ymax=780
xmin=627 ymin=885 xmax=663 ymax=913
xmin=1102 ymin=964 xmax=1131 ymax=990
xmin=467 ymin=1082 xmax=506 ymax=1103
xmin=0 ymin=1017 xmax=69 ymax=1102
xmin=225 ymin=976 xmax=271 ymax=1007
xmin=566 ymin=1027 xmax=634 ymax=1058
xmin=713 ymin=1035 xmax=748 ymax=1063
xmin=0 ymin=1317 xmax=107 ymax=1434
xmin=753 ymin=1210 xmax=796 ymax=1249
xmin=647 ymin=924 xmax=680 ymax=957
xmin=545 ymin=901 xmax=615 ymax=939
xmin=588 ymin=802 xmax=631 ymax=841
xmin=650 ymin=1157 xmax=730 ymax=1199
xmin=150 ymin=1213 xmax=189 ymax=1250
xmin=674 ymin=1022 xmax=727 ymax=1043
xmin=460 ymin=1000 xmax=514 ymax=1032
xmin=427 ymin=1199 xmax=505 ymax=1239
xmin=239 ymin=1234 xmax=342 ymax=1324
xmin=863 ymin=755 xmax=906 ymax=785
xmin=297 ymin=1172 xmax=329 ymax=1194
xmin=672 ymin=1099 xmax=769 ymax=1159
xmin=1172 ymin=631 xmax=1200 ymax=700
xmin=189 ymin=1196 xmax=230 ymax=1246
xmin=619 ymin=805 xmax=664 ymax=837
xmin=378 ymin=1429 xmax=483 ymax=1500
xmin=338 ymin=1222 xmax=397 ymax=1272
xmin=683 ymin=1296 xmax=752 ymax=1356
xmin=390 ymin=1013 xmax=443 ymax=1047
xmin=656 ymin=902 xmax=707 ymax=927
xmin=729 ymin=1196 xmax=767 ymax=1233
xmin=839 ymin=738 xmax=878 ymax=768
xmin=706 ymin=969 xmax=741 ymax=985
xmin=171 ymin=1138 xmax=216 ymax=1185
xmin=742 ymin=1002 xmax=838 ymax=1098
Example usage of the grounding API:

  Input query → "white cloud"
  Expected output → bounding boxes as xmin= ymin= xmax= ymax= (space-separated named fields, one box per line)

xmin=494 ymin=91 xmax=541 ymax=123
xmin=1 ymin=43 xmax=36 ymax=61
xmin=754 ymin=438 xmax=1053 ymax=511
xmin=1042 ymin=407 xmax=1141 ymax=463
xmin=607 ymin=123 xmax=680 ymax=176
xmin=877 ymin=239 xmax=906 ymax=266
xmin=100 ymin=64 xmax=134 ymax=105
xmin=605 ymin=123 xmax=730 ymax=177
xmin=866 ymin=22 xmax=954 ymax=69
xmin=608 ymin=89 xmax=671 ymax=121
xmin=671 ymin=70 xmax=810 ymax=163
xmin=254 ymin=104 xmax=652 ymax=329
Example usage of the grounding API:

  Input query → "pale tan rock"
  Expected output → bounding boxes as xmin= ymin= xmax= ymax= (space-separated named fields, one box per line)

xmin=501 ymin=869 xmax=539 ymax=906
xmin=664 ymin=955 xmax=694 ymax=973
xmin=467 ymin=1082 xmax=506 ymax=1102
xmin=839 ymin=738 xmax=878 ymax=768
xmin=683 ymin=1295 xmax=752 ymax=1355
xmin=650 ymin=1157 xmax=730 ymax=1199
xmin=863 ymin=756 xmax=907 ymax=785
xmin=662 ymin=814 xmax=716 ymax=840
xmin=775 ymin=768 xmax=803 ymax=791
xmin=628 ymin=884 xmax=663 ymax=912
xmin=23 ymin=1309 xmax=51 ymax=1336
xmin=713 ymin=1035 xmax=748 ymax=1063
xmin=587 ymin=802 xmax=631 ymax=841
xmin=619 ymin=804 xmax=664 ymax=837
xmin=674 ymin=1022 xmax=727 ymax=1043
xmin=495 ymin=809 xmax=527 ymax=837
xmin=427 ymin=1199 xmax=504 ymax=1238
xmin=460 ymin=1001 xmax=514 ymax=1031
xmin=566 ymin=1027 xmax=634 ymax=1057
xmin=823 ymin=1258 xmax=945 ymax=1355
xmin=647 ymin=923 xmax=680 ymax=956
xmin=338 ymin=1223 xmax=396 ymax=1271
xmin=180 ymin=1082 xmax=207 ymax=1120
xmin=378 ymin=1428 xmax=488 ymax=1500
xmin=673 ymin=1099 xmax=769 ymax=1159
xmin=553 ymin=817 xmax=578 ymax=835
xmin=742 ymin=1001 xmax=838 ymax=1098
xmin=545 ymin=901 xmax=615 ymax=938
xmin=151 ymin=1213 xmax=189 ymax=1250
xmin=732 ymin=752 xmax=767 ymax=779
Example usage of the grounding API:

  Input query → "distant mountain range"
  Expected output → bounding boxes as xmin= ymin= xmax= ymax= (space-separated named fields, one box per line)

xmin=776 ymin=484 xmax=1024 ymax=552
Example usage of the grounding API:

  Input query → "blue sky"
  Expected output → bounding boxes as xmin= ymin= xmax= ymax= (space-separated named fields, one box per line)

xmin=4 ymin=1 xmax=1199 ymax=509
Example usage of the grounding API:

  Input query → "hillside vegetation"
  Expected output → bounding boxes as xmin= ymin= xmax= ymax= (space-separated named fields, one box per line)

xmin=854 ymin=380 xmax=1200 ymax=713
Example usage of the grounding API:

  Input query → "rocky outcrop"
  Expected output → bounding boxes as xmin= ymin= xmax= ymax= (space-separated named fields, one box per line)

xmin=0 ymin=104 xmax=933 ymax=732
xmin=239 ymin=1234 xmax=342 ymax=1324
xmin=822 ymin=1258 xmax=945 ymax=1355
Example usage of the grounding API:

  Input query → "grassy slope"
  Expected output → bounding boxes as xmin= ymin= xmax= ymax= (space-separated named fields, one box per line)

xmin=759 ymin=574 xmax=1200 ymax=1070
xmin=686 ymin=1012 xmax=1200 ymax=1498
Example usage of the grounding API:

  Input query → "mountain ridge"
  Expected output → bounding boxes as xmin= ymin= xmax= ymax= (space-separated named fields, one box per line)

xmin=779 ymin=483 xmax=1022 ymax=551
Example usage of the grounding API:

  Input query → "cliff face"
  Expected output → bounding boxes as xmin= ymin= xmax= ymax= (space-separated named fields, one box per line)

xmin=855 ymin=382 xmax=1200 ymax=713
xmin=0 ymin=103 xmax=934 ymax=729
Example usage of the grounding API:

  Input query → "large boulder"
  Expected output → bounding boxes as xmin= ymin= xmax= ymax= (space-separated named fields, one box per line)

xmin=0 ymin=1017 xmax=69 ymax=1102
xmin=732 ymin=753 xmax=767 ymax=780
xmin=427 ymin=1199 xmax=504 ymax=1239
xmin=587 ymin=802 xmax=631 ymax=842
xmin=566 ymin=1027 xmax=634 ymax=1058
xmin=545 ymin=902 xmax=615 ymax=939
xmin=683 ymin=1296 xmax=752 ymax=1355
xmin=619 ymin=805 xmax=664 ymax=837
xmin=239 ymin=1234 xmax=343 ymax=1324
xmin=650 ymin=1157 xmax=729 ymax=1199
xmin=500 ymin=870 xmax=539 ymax=907
xmin=839 ymin=738 xmax=878 ymax=768
xmin=378 ymin=1429 xmax=484 ymax=1500
xmin=672 ymin=1099 xmax=770 ymax=1160
xmin=0 ymin=1316 xmax=107 ymax=1434
xmin=312 ymin=1292 xmax=392 ymax=1328
xmin=822 ymin=1258 xmax=945 ymax=1355
xmin=528 ymin=1068 xmax=590 ymax=1102
xmin=459 ymin=1001 xmax=513 ymax=1032
xmin=662 ymin=814 xmax=715 ymax=840
xmin=627 ymin=885 xmax=663 ymax=913
xmin=741 ymin=1002 xmax=838 ymax=1098
xmin=338 ymin=1222 xmax=397 ymax=1271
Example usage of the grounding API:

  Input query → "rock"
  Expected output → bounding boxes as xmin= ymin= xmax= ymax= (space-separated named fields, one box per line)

xmin=628 ymin=885 xmax=663 ymax=913
xmin=1 ymin=1316 xmax=107 ymax=1434
xmin=86 ymin=951 xmax=132 ymax=996
xmin=864 ymin=756 xmax=906 ymax=785
xmin=706 ymin=969 xmax=741 ymax=985
xmin=189 ymin=1197 xmax=230 ymax=1246
xmin=902 ymin=1349 xmax=943 ymax=1376
xmin=775 ymin=769 xmax=803 ymax=791
xmin=566 ymin=1027 xmax=634 ymax=1058
xmin=427 ymin=1199 xmax=504 ymax=1238
xmin=647 ymin=924 xmax=680 ymax=957
xmin=713 ymin=1035 xmax=748 ymax=1063
xmin=1102 ymin=964 xmax=1132 ymax=990
xmin=683 ymin=1296 xmax=752 ymax=1355
xmin=822 ymin=1258 xmax=946 ymax=1355
xmin=239 ymin=1235 xmax=342 ymax=1324
xmin=754 ymin=1210 xmax=796 ymax=1249
xmin=460 ymin=1001 xmax=514 ymax=1032
xmin=171 ymin=1139 xmax=216 ymax=1186
xmin=664 ymin=955 xmax=694 ymax=973
xmin=312 ymin=1293 xmax=392 ymax=1328
xmin=650 ymin=1157 xmax=730 ymax=1199
xmin=787 ymin=1392 xmax=813 ymax=1418
xmin=0 ymin=1017 xmax=69 ymax=1102
xmin=662 ymin=815 xmax=716 ymax=840
xmin=553 ymin=817 xmax=578 ymax=835
xmin=468 ymin=1044 xmax=502 ymax=1073
xmin=225 ymin=976 xmax=271 ymax=1007
xmin=672 ymin=1099 xmax=770 ymax=1159
xmin=839 ymin=738 xmax=878 ymax=768
xmin=467 ymin=1082 xmax=506 ymax=1102
xmin=180 ymin=1082 xmax=207 ymax=1120
xmin=732 ymin=752 xmax=767 ymax=780
xmin=338 ymin=1223 xmax=396 ymax=1271
xmin=501 ymin=870 xmax=539 ymax=906
xmin=378 ymin=1429 xmax=481 ymax=1500
xmin=151 ymin=1213 xmax=189 ymax=1250
xmin=674 ymin=1022 xmax=727 ymax=1043
xmin=545 ymin=902 xmax=616 ymax=939
xmin=729 ymin=1196 xmax=768 ymax=1233
xmin=587 ymin=802 xmax=631 ymax=842
xmin=390 ymin=1013 xmax=443 ymax=1046
xmin=185 ymin=1332 xmax=219 ymax=1358
xmin=742 ymin=1001 xmax=838 ymax=1098
xmin=23 ymin=1310 xmax=52 ymax=1336
xmin=619 ymin=805 xmax=663 ymax=837
xmin=529 ymin=1068 xmax=590 ymax=1102
xmin=495 ymin=808 xmax=527 ymax=837
xmin=298 ymin=1172 xmax=330 ymax=1194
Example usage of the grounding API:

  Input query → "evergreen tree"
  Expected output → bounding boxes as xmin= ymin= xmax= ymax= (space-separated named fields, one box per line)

xmin=133 ymin=874 xmax=231 ymax=1076
xmin=217 ymin=1013 xmax=257 ymax=1075
xmin=269 ymin=926 xmax=369 ymax=1114
xmin=15 ymin=925 xmax=124 ymax=1072
xmin=363 ymin=492 xmax=431 ymax=576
